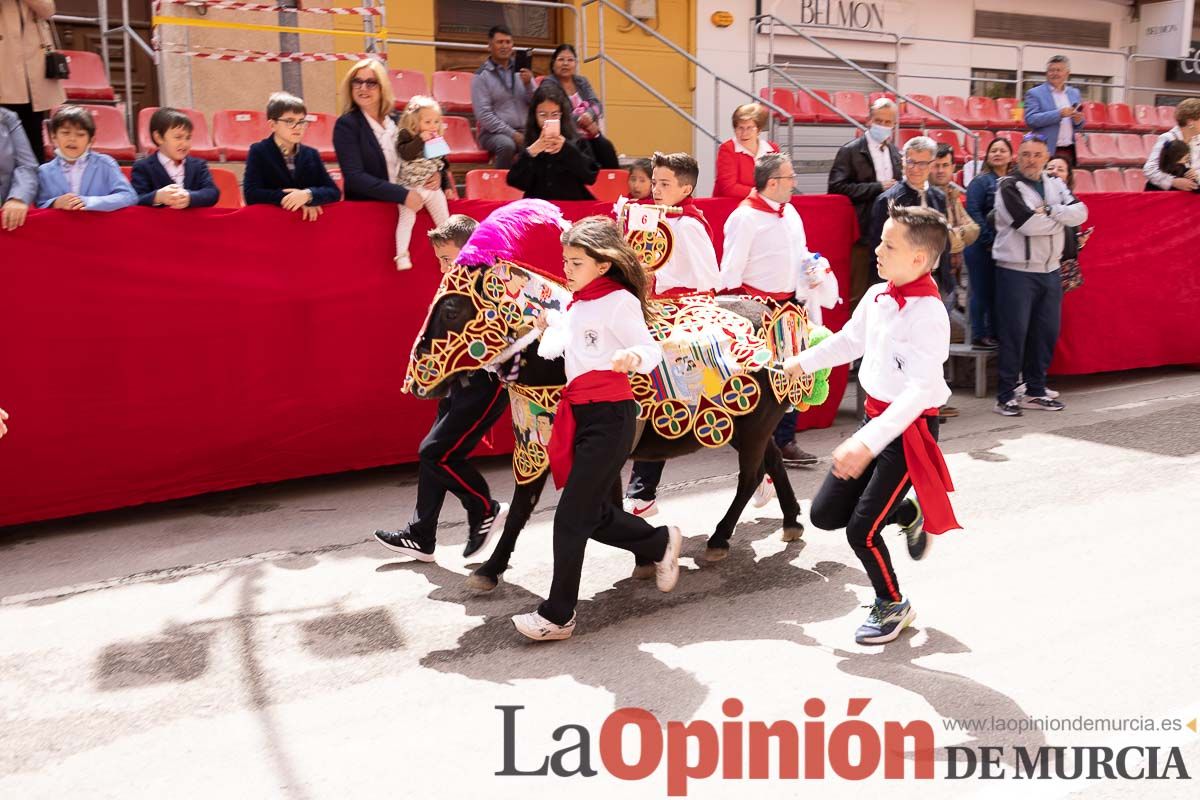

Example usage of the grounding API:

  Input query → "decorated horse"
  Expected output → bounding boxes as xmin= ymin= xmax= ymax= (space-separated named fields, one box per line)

xmin=403 ymin=200 xmax=833 ymax=592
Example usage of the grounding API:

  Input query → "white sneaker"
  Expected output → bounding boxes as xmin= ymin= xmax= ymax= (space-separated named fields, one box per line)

xmin=1016 ymin=382 xmax=1059 ymax=400
xmin=751 ymin=475 xmax=776 ymax=508
xmin=654 ymin=526 xmax=682 ymax=592
xmin=512 ymin=611 xmax=576 ymax=641
xmin=395 ymin=254 xmax=413 ymax=271
xmin=623 ymin=497 xmax=658 ymax=517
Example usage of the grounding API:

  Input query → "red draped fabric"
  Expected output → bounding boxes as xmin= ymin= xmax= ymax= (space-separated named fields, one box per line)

xmin=0 ymin=196 xmax=856 ymax=526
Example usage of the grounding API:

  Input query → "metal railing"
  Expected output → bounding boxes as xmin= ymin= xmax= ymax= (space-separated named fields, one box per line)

xmin=580 ymin=0 xmax=791 ymax=156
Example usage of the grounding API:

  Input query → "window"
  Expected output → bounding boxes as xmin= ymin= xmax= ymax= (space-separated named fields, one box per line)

xmin=970 ymin=69 xmax=1112 ymax=103
xmin=436 ymin=0 xmax=558 ymax=47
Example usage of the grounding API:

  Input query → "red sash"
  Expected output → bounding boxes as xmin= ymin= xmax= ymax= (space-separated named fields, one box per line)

xmin=635 ymin=195 xmax=714 ymax=240
xmin=547 ymin=370 xmax=635 ymax=489
xmin=653 ymin=287 xmax=716 ymax=300
xmin=864 ymin=395 xmax=960 ymax=535
xmin=876 ymin=274 xmax=939 ymax=310
xmin=741 ymin=191 xmax=785 ymax=218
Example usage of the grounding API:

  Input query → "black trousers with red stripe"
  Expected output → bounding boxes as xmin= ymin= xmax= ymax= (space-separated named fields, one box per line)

xmin=407 ymin=370 xmax=510 ymax=540
xmin=808 ymin=415 xmax=937 ymax=602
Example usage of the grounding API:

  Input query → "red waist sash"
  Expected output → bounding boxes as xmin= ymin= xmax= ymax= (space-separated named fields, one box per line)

xmin=547 ymin=370 xmax=635 ymax=489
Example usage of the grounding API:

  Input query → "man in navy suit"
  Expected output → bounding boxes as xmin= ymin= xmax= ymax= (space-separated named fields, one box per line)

xmin=1023 ymin=56 xmax=1085 ymax=166
xmin=130 ymin=108 xmax=219 ymax=208
xmin=243 ymin=92 xmax=340 ymax=222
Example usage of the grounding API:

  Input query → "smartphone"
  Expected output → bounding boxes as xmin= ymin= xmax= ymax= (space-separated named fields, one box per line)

xmin=542 ymin=118 xmax=561 ymax=137
xmin=513 ymin=48 xmax=532 ymax=72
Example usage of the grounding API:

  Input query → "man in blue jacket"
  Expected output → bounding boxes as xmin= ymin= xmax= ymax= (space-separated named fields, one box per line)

xmin=1023 ymin=55 xmax=1085 ymax=165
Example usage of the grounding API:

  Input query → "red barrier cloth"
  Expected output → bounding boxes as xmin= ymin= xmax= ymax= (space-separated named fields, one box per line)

xmin=0 ymin=196 xmax=854 ymax=526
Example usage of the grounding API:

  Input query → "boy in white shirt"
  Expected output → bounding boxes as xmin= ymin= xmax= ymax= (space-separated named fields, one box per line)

xmin=784 ymin=204 xmax=961 ymax=645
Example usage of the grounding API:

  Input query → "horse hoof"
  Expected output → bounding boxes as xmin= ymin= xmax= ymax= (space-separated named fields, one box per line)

xmin=465 ymin=573 xmax=499 ymax=593
xmin=781 ymin=525 xmax=804 ymax=542
xmin=704 ymin=546 xmax=729 ymax=562
xmin=631 ymin=563 xmax=655 ymax=580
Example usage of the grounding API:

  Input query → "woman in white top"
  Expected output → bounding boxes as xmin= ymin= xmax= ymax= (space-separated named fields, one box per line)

xmin=512 ymin=217 xmax=682 ymax=641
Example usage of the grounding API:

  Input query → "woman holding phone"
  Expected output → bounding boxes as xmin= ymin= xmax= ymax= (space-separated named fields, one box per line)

xmin=506 ymin=84 xmax=600 ymax=200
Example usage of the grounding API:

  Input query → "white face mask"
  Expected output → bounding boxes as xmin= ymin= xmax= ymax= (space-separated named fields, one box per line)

xmin=867 ymin=124 xmax=892 ymax=143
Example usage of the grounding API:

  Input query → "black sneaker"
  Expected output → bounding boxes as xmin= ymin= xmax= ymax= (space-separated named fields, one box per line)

xmin=1019 ymin=395 xmax=1065 ymax=412
xmin=463 ymin=501 xmax=509 ymax=558
xmin=993 ymin=399 xmax=1022 ymax=417
xmin=374 ymin=529 xmax=435 ymax=562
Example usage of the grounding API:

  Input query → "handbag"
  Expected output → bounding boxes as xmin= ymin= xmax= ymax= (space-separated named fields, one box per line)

xmin=41 ymin=18 xmax=71 ymax=80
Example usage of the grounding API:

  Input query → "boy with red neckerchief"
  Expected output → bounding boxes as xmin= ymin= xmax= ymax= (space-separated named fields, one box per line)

xmin=784 ymin=204 xmax=961 ymax=646
xmin=623 ymin=151 xmax=721 ymax=516
xmin=512 ymin=216 xmax=681 ymax=641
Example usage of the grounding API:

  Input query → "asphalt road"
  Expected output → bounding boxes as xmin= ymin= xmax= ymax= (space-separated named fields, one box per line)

xmin=2 ymin=367 xmax=1198 ymax=799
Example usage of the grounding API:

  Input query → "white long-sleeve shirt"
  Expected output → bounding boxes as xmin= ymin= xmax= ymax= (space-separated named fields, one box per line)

xmin=1142 ymin=126 xmax=1200 ymax=191
xmin=791 ymin=282 xmax=950 ymax=456
xmin=652 ymin=215 xmax=721 ymax=294
xmin=538 ymin=288 xmax=662 ymax=383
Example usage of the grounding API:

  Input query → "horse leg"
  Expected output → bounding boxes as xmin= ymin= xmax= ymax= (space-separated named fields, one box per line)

xmin=466 ymin=471 xmax=547 ymax=593
xmin=705 ymin=414 xmax=776 ymax=561
xmin=764 ymin=437 xmax=805 ymax=542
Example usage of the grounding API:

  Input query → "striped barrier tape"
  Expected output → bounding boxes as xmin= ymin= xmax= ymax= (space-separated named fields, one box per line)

xmin=158 ymin=0 xmax=384 ymax=14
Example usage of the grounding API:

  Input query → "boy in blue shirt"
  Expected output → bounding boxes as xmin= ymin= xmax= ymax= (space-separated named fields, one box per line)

xmin=36 ymin=106 xmax=136 ymax=212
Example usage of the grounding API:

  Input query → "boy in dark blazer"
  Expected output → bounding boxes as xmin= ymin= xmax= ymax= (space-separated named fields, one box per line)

xmin=243 ymin=92 xmax=340 ymax=221
xmin=130 ymin=108 xmax=219 ymax=208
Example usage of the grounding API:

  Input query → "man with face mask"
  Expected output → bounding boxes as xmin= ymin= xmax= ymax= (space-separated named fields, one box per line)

xmin=829 ymin=98 xmax=903 ymax=308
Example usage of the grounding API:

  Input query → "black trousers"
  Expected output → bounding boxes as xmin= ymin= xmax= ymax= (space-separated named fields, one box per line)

xmin=408 ymin=370 xmax=509 ymax=539
xmin=540 ymin=400 xmax=669 ymax=625
xmin=808 ymin=415 xmax=937 ymax=602
xmin=625 ymin=460 xmax=665 ymax=501
xmin=994 ymin=268 xmax=1062 ymax=403
xmin=1 ymin=103 xmax=48 ymax=164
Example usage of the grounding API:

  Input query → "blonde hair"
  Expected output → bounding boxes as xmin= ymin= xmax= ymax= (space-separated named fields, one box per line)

xmin=339 ymin=58 xmax=395 ymax=119
xmin=561 ymin=216 xmax=655 ymax=324
xmin=731 ymin=102 xmax=768 ymax=131
xmin=400 ymin=95 xmax=443 ymax=135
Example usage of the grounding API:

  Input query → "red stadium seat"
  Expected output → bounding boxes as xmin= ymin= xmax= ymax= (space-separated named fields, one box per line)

xmin=120 ymin=165 xmax=132 ymax=180
xmin=464 ymin=169 xmax=523 ymax=200
xmin=136 ymin=107 xmax=220 ymax=160
xmin=799 ymin=89 xmax=844 ymax=124
xmin=962 ymin=129 xmax=994 ymax=162
xmin=53 ymin=104 xmax=135 ymax=160
xmin=1092 ymin=167 xmax=1126 ymax=192
xmin=1142 ymin=133 xmax=1159 ymax=159
xmin=907 ymin=93 xmax=949 ymax=127
xmin=61 ymin=50 xmax=115 ymax=102
xmin=212 ymin=109 xmax=268 ymax=160
xmin=994 ymin=98 xmax=1022 ymax=127
xmin=926 ymin=129 xmax=966 ymax=162
xmin=1071 ymin=169 xmax=1095 ymax=193
xmin=301 ymin=112 xmax=337 ymax=162
xmin=1123 ymin=169 xmax=1145 ymax=192
xmin=588 ymin=168 xmax=630 ymax=203
xmin=868 ymin=92 xmax=922 ymax=126
xmin=389 ymin=69 xmax=428 ymax=109
xmin=442 ymin=115 xmax=488 ymax=163
xmin=210 ymin=167 xmax=243 ymax=208
xmin=1080 ymin=101 xmax=1112 ymax=131
xmin=1081 ymin=133 xmax=1120 ymax=166
xmin=431 ymin=71 xmax=475 ymax=114
xmin=759 ymin=88 xmax=815 ymax=123
xmin=994 ymin=130 xmax=1024 ymax=154
xmin=937 ymin=95 xmax=983 ymax=127
xmin=1106 ymin=103 xmax=1135 ymax=132
xmin=833 ymin=91 xmax=869 ymax=123
xmin=897 ymin=128 xmax=924 ymax=148
xmin=1156 ymin=106 xmax=1176 ymax=131
xmin=1115 ymin=133 xmax=1147 ymax=166
xmin=326 ymin=167 xmax=345 ymax=195
xmin=967 ymin=96 xmax=1007 ymax=128
xmin=1132 ymin=104 xmax=1159 ymax=133
xmin=1073 ymin=134 xmax=1100 ymax=166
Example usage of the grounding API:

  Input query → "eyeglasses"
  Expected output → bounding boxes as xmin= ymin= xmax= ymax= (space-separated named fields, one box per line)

xmin=905 ymin=158 xmax=933 ymax=168
xmin=273 ymin=118 xmax=310 ymax=129
xmin=769 ymin=174 xmax=796 ymax=181
xmin=350 ymin=79 xmax=380 ymax=89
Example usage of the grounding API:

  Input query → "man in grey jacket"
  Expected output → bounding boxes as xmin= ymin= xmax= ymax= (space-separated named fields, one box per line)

xmin=991 ymin=133 xmax=1088 ymax=417
xmin=471 ymin=26 xmax=534 ymax=169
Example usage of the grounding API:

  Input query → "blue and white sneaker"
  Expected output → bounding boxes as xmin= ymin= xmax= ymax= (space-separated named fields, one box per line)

xmin=855 ymin=598 xmax=916 ymax=645
xmin=898 ymin=498 xmax=929 ymax=560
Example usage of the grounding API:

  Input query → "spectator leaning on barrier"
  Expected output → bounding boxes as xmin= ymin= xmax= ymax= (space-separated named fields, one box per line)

xmin=0 ymin=0 xmax=66 ymax=165
xmin=828 ymin=97 xmax=902 ymax=308
xmin=991 ymin=133 xmax=1087 ymax=417
xmin=1023 ymin=55 xmax=1085 ymax=166
xmin=1143 ymin=97 xmax=1200 ymax=192
xmin=714 ymin=102 xmax=779 ymax=199
xmin=541 ymin=44 xmax=618 ymax=169
xmin=0 ymin=106 xmax=38 ymax=230
xmin=963 ymin=136 xmax=1013 ymax=349
xmin=130 ymin=108 xmax=219 ymax=209
xmin=506 ymin=83 xmax=599 ymax=201
xmin=36 ymin=105 xmax=136 ymax=212
xmin=333 ymin=58 xmax=428 ymax=214
xmin=243 ymin=92 xmax=341 ymax=222
xmin=472 ymin=25 xmax=534 ymax=169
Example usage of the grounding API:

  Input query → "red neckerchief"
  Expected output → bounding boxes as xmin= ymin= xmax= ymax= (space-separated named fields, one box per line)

xmin=741 ymin=190 xmax=785 ymax=218
xmin=864 ymin=395 xmax=960 ymax=535
xmin=876 ymin=274 xmax=939 ymax=310
xmin=567 ymin=276 xmax=627 ymax=310
xmin=635 ymin=195 xmax=714 ymax=240
xmin=547 ymin=370 xmax=635 ymax=489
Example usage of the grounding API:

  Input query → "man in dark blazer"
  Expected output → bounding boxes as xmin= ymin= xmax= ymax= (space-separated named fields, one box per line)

xmin=828 ymin=98 xmax=902 ymax=307
xmin=243 ymin=92 xmax=340 ymax=219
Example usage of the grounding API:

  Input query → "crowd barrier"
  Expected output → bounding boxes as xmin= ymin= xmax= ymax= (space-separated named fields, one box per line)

xmin=0 ymin=197 xmax=857 ymax=526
